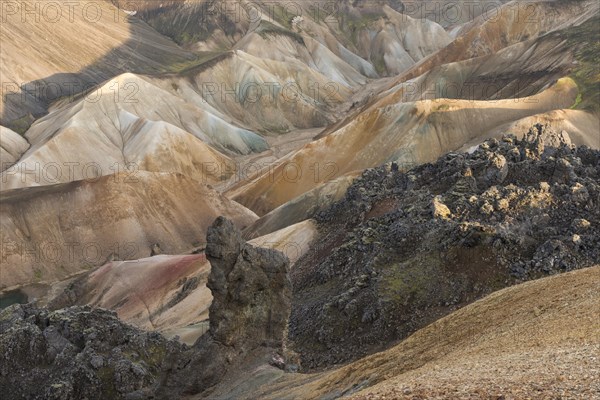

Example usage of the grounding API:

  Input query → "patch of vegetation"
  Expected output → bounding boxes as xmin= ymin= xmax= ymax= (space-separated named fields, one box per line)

xmin=163 ymin=51 xmax=226 ymax=74
xmin=143 ymin=343 xmax=168 ymax=366
xmin=255 ymin=20 xmax=305 ymax=45
xmin=138 ymin=7 xmax=213 ymax=47
xmin=371 ymin=55 xmax=388 ymax=76
xmin=268 ymin=4 xmax=294 ymax=29
xmin=571 ymin=93 xmax=583 ymax=109
xmin=97 ymin=366 xmax=119 ymax=398
xmin=378 ymin=256 xmax=446 ymax=305
xmin=177 ymin=51 xmax=233 ymax=77
xmin=6 ymin=114 xmax=35 ymax=135
xmin=175 ymin=30 xmax=211 ymax=46
xmin=258 ymin=123 xmax=293 ymax=136
xmin=33 ymin=268 xmax=43 ymax=280
xmin=339 ymin=11 xmax=386 ymax=47
xmin=81 ymin=263 xmax=93 ymax=270
xmin=556 ymin=15 xmax=600 ymax=113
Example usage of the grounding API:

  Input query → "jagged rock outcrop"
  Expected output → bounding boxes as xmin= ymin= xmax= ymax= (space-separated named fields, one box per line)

xmin=205 ymin=217 xmax=291 ymax=350
xmin=0 ymin=218 xmax=292 ymax=399
xmin=162 ymin=217 xmax=292 ymax=396
xmin=0 ymin=305 xmax=184 ymax=399
xmin=289 ymin=124 xmax=600 ymax=369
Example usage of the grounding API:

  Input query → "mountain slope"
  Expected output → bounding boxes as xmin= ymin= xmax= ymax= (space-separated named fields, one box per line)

xmin=179 ymin=49 xmax=352 ymax=133
xmin=134 ymin=1 xmax=451 ymax=78
xmin=0 ymin=172 xmax=257 ymax=288
xmin=0 ymin=127 xmax=29 ymax=172
xmin=47 ymin=253 xmax=213 ymax=343
xmin=36 ymin=219 xmax=317 ymax=347
xmin=228 ymin=2 xmax=600 ymax=215
xmin=243 ymin=174 xmax=358 ymax=239
xmin=392 ymin=0 xmax=600 ymax=85
xmin=229 ymin=78 xmax=581 ymax=215
xmin=0 ymin=73 xmax=271 ymax=190
xmin=0 ymin=0 xmax=196 ymax=127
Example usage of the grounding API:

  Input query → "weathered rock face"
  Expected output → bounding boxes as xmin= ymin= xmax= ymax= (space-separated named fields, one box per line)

xmin=0 ymin=304 xmax=183 ymax=400
xmin=206 ymin=217 xmax=291 ymax=350
xmin=290 ymin=124 xmax=600 ymax=369
xmin=0 ymin=217 xmax=292 ymax=399
xmin=161 ymin=217 xmax=293 ymax=395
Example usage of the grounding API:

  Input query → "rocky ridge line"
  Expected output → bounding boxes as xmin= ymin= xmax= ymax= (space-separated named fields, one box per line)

xmin=289 ymin=124 xmax=600 ymax=369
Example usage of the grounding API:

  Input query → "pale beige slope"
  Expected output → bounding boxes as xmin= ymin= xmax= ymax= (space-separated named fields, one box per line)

xmin=255 ymin=4 xmax=451 ymax=78
xmin=33 ymin=72 xmax=267 ymax=154
xmin=134 ymin=1 xmax=449 ymax=79
xmin=249 ymin=219 xmax=318 ymax=266
xmin=131 ymin=0 xmax=253 ymax=51
xmin=352 ymin=5 xmax=452 ymax=76
xmin=235 ymin=266 xmax=600 ymax=400
xmin=229 ymin=78 xmax=579 ymax=215
xmin=235 ymin=32 xmax=369 ymax=88
xmin=0 ymin=73 xmax=269 ymax=190
xmin=321 ymin=3 xmax=451 ymax=75
xmin=380 ymin=32 xmax=580 ymax=104
xmin=251 ymin=5 xmax=451 ymax=78
xmin=0 ymin=0 xmax=195 ymax=124
xmin=1 ymin=115 xmax=235 ymax=190
xmin=5 ymin=43 xmax=355 ymax=192
xmin=69 ymin=254 xmax=211 ymax=334
xmin=0 ymin=171 xmax=257 ymax=289
xmin=184 ymin=50 xmax=353 ymax=133
xmin=287 ymin=12 xmax=380 ymax=80
xmin=319 ymin=0 xmax=597 ymax=126
xmin=0 ymin=126 xmax=29 ymax=172
xmin=243 ymin=174 xmax=358 ymax=239
xmin=317 ymin=1 xmax=599 ymax=142
xmin=400 ymin=0 xmax=511 ymax=28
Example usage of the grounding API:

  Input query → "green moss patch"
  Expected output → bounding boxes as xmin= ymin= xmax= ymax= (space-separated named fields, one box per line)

xmin=557 ymin=15 xmax=600 ymax=113
xmin=255 ymin=21 xmax=305 ymax=45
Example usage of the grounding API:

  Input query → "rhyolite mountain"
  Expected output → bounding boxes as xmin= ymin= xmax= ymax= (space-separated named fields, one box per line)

xmin=0 ymin=1 xmax=598 ymax=398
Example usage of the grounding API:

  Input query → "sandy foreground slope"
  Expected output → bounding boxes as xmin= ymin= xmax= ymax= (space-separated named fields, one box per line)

xmin=210 ymin=266 xmax=600 ymax=399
